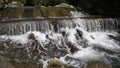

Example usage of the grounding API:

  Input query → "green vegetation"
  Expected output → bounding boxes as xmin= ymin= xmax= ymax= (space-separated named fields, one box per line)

xmin=42 ymin=0 xmax=66 ymax=6
xmin=66 ymin=0 xmax=81 ymax=6
xmin=0 ymin=0 xmax=81 ymax=6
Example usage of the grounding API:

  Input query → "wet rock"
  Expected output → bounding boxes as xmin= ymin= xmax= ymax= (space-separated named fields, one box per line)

xmin=44 ymin=41 xmax=68 ymax=58
xmin=28 ymin=33 xmax=35 ymax=40
xmin=66 ymin=41 xmax=79 ymax=53
xmin=86 ymin=61 xmax=109 ymax=68
xmin=76 ymin=29 xmax=83 ymax=38
xmin=65 ymin=56 xmax=85 ymax=68
xmin=90 ymin=35 xmax=94 ymax=39
xmin=67 ymin=43 xmax=79 ymax=53
xmin=106 ymin=56 xmax=120 ymax=68
xmin=61 ymin=31 xmax=66 ymax=37
xmin=92 ymin=44 xmax=116 ymax=54
xmin=117 ymin=30 xmax=120 ymax=34
xmin=0 ymin=56 xmax=43 ymax=68
xmin=108 ymin=35 xmax=120 ymax=42
xmin=0 ymin=57 xmax=15 ymax=68
xmin=82 ymin=41 xmax=89 ymax=48
xmin=47 ymin=60 xmax=64 ymax=68
xmin=10 ymin=60 xmax=43 ymax=68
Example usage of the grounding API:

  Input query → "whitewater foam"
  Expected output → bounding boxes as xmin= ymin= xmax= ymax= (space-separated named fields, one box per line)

xmin=0 ymin=12 xmax=120 ymax=68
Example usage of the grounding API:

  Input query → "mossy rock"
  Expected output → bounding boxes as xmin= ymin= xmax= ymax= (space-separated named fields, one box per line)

xmin=41 ymin=7 xmax=74 ymax=17
xmin=0 ymin=7 xmax=74 ymax=19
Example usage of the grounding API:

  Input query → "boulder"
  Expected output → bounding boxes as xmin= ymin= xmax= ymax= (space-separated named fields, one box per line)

xmin=47 ymin=60 xmax=64 ymax=68
xmin=27 ymin=33 xmax=36 ymax=40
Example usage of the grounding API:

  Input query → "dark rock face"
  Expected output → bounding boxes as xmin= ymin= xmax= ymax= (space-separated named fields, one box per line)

xmin=77 ymin=0 xmax=120 ymax=17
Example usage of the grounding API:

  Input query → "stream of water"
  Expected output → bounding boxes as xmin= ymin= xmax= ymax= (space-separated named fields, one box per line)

xmin=0 ymin=12 xmax=120 ymax=68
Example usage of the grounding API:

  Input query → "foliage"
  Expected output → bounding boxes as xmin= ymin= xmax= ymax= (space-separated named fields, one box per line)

xmin=1 ymin=0 xmax=82 ymax=6
xmin=7 ymin=0 xmax=25 ymax=3
xmin=41 ymin=0 xmax=81 ymax=6
xmin=42 ymin=0 xmax=66 ymax=6
xmin=24 ymin=0 xmax=34 ymax=6
xmin=66 ymin=0 xmax=81 ymax=6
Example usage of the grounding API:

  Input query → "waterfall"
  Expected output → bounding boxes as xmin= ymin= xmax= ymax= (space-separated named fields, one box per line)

xmin=0 ymin=18 xmax=119 ymax=35
xmin=0 ymin=12 xmax=120 ymax=68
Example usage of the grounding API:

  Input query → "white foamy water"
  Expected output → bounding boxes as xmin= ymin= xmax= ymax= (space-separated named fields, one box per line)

xmin=0 ymin=12 xmax=120 ymax=68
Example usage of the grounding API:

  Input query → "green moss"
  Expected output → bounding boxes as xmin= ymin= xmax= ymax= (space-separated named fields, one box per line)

xmin=67 ymin=43 xmax=79 ymax=53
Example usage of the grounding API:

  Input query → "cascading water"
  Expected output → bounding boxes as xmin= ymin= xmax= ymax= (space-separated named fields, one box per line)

xmin=0 ymin=11 xmax=120 ymax=68
xmin=0 ymin=18 xmax=119 ymax=35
